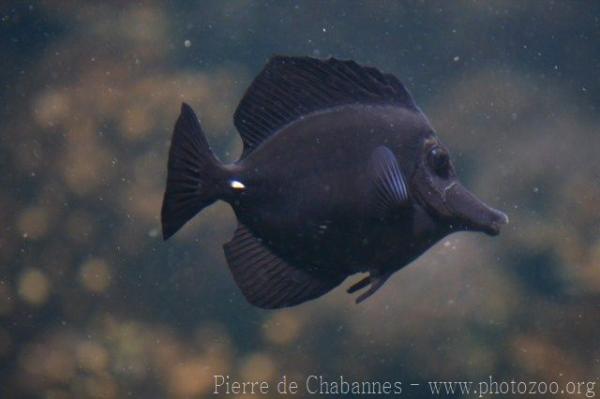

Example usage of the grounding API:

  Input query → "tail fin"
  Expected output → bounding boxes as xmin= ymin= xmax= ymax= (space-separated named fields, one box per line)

xmin=161 ymin=103 xmax=225 ymax=240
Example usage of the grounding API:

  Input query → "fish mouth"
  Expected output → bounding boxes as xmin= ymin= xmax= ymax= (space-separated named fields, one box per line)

xmin=444 ymin=182 xmax=509 ymax=236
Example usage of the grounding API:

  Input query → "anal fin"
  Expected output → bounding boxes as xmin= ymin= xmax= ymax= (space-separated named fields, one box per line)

xmin=223 ymin=224 xmax=343 ymax=309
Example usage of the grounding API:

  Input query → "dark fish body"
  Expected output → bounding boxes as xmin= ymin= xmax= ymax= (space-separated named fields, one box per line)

xmin=233 ymin=105 xmax=432 ymax=273
xmin=161 ymin=56 xmax=508 ymax=308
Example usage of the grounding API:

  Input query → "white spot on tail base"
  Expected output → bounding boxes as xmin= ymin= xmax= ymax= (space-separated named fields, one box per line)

xmin=229 ymin=180 xmax=246 ymax=190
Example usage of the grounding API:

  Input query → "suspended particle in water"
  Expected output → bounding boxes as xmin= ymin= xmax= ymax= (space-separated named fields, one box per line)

xmin=184 ymin=39 xmax=191 ymax=48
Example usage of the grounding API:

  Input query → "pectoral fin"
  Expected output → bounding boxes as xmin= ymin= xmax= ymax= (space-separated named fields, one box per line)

xmin=369 ymin=146 xmax=410 ymax=217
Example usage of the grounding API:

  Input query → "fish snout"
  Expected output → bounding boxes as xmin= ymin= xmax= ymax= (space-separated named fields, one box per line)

xmin=444 ymin=182 xmax=509 ymax=236
xmin=482 ymin=208 xmax=509 ymax=236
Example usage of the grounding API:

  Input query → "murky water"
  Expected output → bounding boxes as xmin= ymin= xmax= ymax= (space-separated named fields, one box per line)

xmin=2 ymin=2 xmax=600 ymax=398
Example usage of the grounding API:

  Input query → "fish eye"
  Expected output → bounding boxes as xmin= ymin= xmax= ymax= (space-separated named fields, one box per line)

xmin=429 ymin=147 xmax=450 ymax=177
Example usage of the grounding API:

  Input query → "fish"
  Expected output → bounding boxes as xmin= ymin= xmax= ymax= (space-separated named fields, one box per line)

xmin=161 ymin=55 xmax=509 ymax=309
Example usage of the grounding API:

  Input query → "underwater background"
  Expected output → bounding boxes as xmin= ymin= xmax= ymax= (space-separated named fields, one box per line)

xmin=2 ymin=1 xmax=600 ymax=398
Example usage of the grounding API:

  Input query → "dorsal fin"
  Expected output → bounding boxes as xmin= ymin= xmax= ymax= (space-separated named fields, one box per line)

xmin=234 ymin=56 xmax=417 ymax=158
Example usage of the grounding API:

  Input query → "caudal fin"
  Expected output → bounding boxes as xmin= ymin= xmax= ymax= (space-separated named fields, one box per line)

xmin=161 ymin=103 xmax=224 ymax=240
